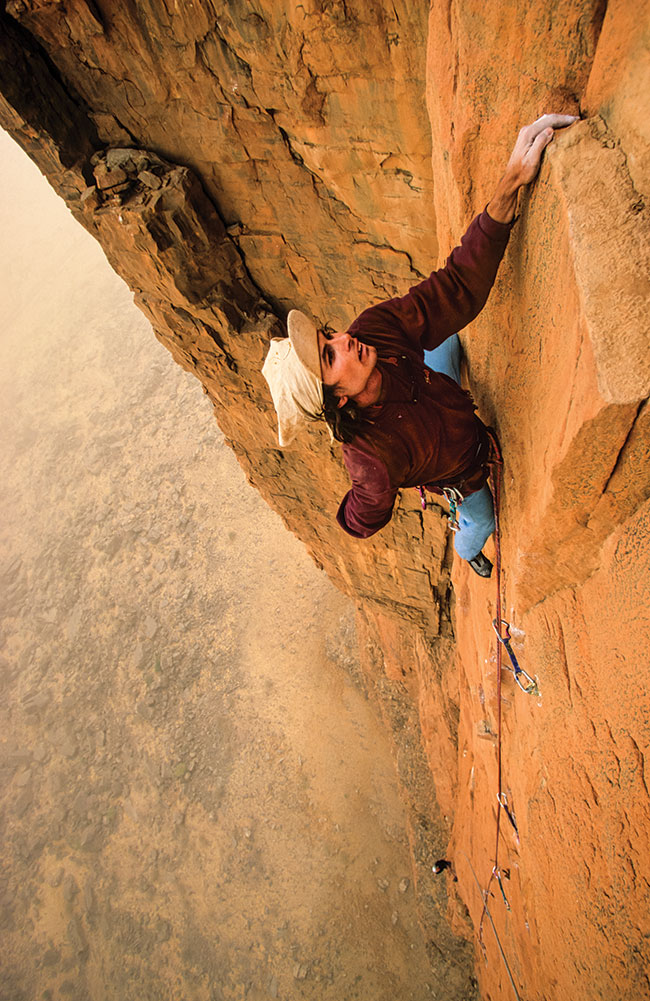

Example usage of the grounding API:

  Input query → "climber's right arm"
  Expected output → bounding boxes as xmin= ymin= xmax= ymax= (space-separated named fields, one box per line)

xmin=349 ymin=114 xmax=579 ymax=353
xmin=358 ymin=209 xmax=514 ymax=352
xmin=487 ymin=113 xmax=579 ymax=223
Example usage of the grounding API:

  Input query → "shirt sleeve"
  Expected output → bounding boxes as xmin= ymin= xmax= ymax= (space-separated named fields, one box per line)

xmin=336 ymin=443 xmax=398 ymax=539
xmin=403 ymin=209 xmax=514 ymax=350
xmin=350 ymin=208 xmax=514 ymax=353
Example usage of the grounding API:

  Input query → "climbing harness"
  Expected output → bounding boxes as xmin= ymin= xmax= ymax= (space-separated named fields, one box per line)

xmin=492 ymin=619 xmax=539 ymax=695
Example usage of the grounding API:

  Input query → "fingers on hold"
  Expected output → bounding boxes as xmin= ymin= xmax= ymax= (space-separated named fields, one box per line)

xmin=544 ymin=113 xmax=580 ymax=126
xmin=521 ymin=113 xmax=578 ymax=145
xmin=533 ymin=113 xmax=579 ymax=129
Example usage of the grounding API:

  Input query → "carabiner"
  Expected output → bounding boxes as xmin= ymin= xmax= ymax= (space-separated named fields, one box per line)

xmin=442 ymin=486 xmax=464 ymax=532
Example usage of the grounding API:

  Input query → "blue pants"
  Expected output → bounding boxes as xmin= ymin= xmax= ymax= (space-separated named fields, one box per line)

xmin=423 ymin=335 xmax=495 ymax=561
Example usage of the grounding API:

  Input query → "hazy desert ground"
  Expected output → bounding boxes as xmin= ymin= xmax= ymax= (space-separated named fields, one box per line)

xmin=0 ymin=131 xmax=443 ymax=1000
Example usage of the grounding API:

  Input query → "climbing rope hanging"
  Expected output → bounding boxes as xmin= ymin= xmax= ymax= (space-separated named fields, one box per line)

xmin=462 ymin=852 xmax=525 ymax=1001
xmin=478 ymin=429 xmax=511 ymax=927
xmin=419 ymin=429 xmax=539 ymax=998
xmin=475 ymin=429 xmax=539 ymax=997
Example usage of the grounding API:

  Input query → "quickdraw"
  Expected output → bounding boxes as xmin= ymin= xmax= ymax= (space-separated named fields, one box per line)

xmin=493 ymin=866 xmax=511 ymax=911
xmin=492 ymin=618 xmax=539 ymax=696
xmin=497 ymin=791 xmax=520 ymax=842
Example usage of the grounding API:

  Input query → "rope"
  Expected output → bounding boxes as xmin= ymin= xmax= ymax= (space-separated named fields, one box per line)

xmin=459 ymin=432 xmax=531 ymax=999
xmin=479 ymin=430 xmax=507 ymax=941
xmin=462 ymin=852 xmax=525 ymax=1001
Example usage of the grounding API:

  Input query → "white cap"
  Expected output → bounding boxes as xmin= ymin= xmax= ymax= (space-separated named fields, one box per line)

xmin=262 ymin=310 xmax=323 ymax=447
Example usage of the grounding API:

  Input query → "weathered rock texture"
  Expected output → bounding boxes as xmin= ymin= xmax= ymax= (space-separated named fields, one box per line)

xmin=1 ymin=2 xmax=648 ymax=999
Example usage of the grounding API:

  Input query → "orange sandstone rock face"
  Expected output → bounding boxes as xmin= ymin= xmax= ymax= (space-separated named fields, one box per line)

xmin=1 ymin=2 xmax=649 ymax=999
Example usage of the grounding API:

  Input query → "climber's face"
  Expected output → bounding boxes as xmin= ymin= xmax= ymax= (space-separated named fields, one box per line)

xmin=318 ymin=329 xmax=380 ymax=407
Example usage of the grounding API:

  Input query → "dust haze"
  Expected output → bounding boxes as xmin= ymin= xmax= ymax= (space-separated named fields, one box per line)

xmin=0 ymin=131 xmax=443 ymax=1000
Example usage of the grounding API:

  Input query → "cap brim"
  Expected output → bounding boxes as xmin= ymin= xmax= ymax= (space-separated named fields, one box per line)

xmin=287 ymin=309 xmax=321 ymax=381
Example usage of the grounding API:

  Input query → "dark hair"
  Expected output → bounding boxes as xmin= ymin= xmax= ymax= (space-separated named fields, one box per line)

xmin=321 ymin=384 xmax=373 ymax=444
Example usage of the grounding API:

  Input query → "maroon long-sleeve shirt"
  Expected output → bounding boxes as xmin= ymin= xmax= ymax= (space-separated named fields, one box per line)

xmin=336 ymin=208 xmax=513 ymax=539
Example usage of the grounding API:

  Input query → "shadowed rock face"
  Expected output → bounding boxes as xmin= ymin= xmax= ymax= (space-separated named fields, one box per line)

xmin=1 ymin=2 xmax=648 ymax=999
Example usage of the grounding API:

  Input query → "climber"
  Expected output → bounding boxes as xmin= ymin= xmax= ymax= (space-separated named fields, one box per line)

xmin=262 ymin=114 xmax=578 ymax=577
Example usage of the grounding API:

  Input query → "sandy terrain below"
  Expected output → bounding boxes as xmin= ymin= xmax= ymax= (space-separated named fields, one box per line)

xmin=0 ymin=131 xmax=446 ymax=999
